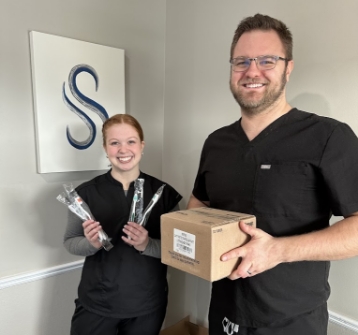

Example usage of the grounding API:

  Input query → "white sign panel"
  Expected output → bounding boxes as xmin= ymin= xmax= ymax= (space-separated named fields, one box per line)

xmin=30 ymin=31 xmax=125 ymax=173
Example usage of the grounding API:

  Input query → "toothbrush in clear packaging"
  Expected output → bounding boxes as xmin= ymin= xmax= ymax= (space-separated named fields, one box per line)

xmin=138 ymin=184 xmax=166 ymax=227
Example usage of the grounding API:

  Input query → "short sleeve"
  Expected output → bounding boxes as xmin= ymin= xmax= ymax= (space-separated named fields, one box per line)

xmin=319 ymin=123 xmax=358 ymax=216
xmin=162 ymin=183 xmax=182 ymax=212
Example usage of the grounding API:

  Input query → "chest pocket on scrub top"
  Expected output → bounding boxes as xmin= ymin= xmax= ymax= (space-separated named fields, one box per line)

xmin=253 ymin=162 xmax=309 ymax=217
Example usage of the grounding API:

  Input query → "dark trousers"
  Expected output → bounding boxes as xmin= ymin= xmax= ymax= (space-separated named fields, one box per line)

xmin=70 ymin=299 xmax=167 ymax=335
xmin=209 ymin=303 xmax=328 ymax=335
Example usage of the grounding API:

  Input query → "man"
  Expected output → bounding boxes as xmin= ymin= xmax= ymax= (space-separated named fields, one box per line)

xmin=187 ymin=13 xmax=358 ymax=335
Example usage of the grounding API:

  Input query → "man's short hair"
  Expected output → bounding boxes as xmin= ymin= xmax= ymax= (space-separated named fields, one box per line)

xmin=230 ymin=13 xmax=293 ymax=61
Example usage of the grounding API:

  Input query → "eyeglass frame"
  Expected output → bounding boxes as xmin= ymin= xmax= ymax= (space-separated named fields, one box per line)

xmin=229 ymin=55 xmax=289 ymax=72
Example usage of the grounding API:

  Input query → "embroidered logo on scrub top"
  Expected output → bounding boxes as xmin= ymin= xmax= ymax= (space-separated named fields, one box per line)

xmin=260 ymin=164 xmax=271 ymax=169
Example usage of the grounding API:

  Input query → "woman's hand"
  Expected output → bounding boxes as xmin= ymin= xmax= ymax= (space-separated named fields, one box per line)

xmin=122 ymin=221 xmax=149 ymax=252
xmin=82 ymin=220 xmax=103 ymax=249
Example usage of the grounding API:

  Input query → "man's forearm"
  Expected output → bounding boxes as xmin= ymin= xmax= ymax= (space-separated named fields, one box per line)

xmin=279 ymin=213 xmax=358 ymax=262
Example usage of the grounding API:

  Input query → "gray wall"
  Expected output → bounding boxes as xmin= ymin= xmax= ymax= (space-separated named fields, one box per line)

xmin=1 ymin=0 xmax=358 ymax=334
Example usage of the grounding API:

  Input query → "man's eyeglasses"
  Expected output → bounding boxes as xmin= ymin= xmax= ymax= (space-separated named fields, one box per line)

xmin=230 ymin=55 xmax=288 ymax=72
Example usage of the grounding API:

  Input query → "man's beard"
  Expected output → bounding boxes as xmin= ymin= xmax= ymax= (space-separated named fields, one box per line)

xmin=230 ymin=68 xmax=287 ymax=115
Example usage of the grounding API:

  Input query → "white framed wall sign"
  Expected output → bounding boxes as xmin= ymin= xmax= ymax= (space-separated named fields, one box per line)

xmin=29 ymin=31 xmax=125 ymax=173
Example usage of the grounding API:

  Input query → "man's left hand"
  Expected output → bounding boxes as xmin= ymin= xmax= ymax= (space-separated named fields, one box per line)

xmin=221 ymin=221 xmax=283 ymax=280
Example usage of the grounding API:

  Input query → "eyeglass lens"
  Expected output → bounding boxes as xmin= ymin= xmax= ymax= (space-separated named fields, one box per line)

xmin=232 ymin=56 xmax=279 ymax=72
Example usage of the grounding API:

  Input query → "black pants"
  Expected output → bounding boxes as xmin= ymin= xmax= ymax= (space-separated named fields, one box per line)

xmin=209 ymin=303 xmax=328 ymax=335
xmin=70 ymin=299 xmax=167 ymax=335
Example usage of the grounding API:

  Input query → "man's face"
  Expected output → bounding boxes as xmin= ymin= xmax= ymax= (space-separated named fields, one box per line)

xmin=230 ymin=30 xmax=293 ymax=115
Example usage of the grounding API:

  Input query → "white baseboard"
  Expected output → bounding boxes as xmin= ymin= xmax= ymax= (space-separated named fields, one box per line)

xmin=0 ymin=263 xmax=357 ymax=333
xmin=0 ymin=260 xmax=84 ymax=290
xmin=329 ymin=310 xmax=358 ymax=333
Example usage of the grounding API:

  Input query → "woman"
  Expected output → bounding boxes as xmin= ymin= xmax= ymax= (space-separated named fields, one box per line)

xmin=64 ymin=114 xmax=182 ymax=335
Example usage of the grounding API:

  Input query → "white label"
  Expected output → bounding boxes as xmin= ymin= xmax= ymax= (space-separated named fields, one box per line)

xmin=173 ymin=228 xmax=196 ymax=259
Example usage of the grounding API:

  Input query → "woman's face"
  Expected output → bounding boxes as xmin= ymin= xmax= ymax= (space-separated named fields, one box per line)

xmin=103 ymin=123 xmax=144 ymax=174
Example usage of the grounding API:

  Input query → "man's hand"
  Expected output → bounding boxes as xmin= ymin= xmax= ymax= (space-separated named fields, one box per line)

xmin=221 ymin=221 xmax=283 ymax=279
xmin=122 ymin=221 xmax=150 ymax=252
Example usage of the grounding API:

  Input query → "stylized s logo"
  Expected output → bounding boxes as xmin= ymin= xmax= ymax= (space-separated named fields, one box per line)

xmin=62 ymin=64 xmax=109 ymax=150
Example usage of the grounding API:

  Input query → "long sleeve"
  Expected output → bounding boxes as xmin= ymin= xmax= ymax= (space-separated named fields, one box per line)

xmin=140 ymin=237 xmax=161 ymax=258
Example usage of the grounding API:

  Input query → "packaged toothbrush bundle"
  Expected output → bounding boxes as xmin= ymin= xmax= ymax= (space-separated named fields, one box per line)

xmin=128 ymin=179 xmax=145 ymax=223
xmin=128 ymin=179 xmax=166 ymax=227
xmin=57 ymin=183 xmax=113 ymax=251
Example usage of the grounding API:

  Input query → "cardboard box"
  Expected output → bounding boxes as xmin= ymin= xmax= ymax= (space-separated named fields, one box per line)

xmin=160 ymin=316 xmax=208 ymax=335
xmin=161 ymin=207 xmax=256 ymax=282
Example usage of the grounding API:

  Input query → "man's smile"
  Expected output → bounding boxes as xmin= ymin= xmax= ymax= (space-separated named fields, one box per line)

xmin=243 ymin=83 xmax=265 ymax=88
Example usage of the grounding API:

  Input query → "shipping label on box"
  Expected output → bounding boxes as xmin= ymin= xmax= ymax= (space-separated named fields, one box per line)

xmin=161 ymin=207 xmax=256 ymax=282
xmin=173 ymin=228 xmax=196 ymax=258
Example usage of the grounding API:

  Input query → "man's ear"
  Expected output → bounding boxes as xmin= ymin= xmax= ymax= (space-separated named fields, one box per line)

xmin=286 ymin=60 xmax=294 ymax=82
